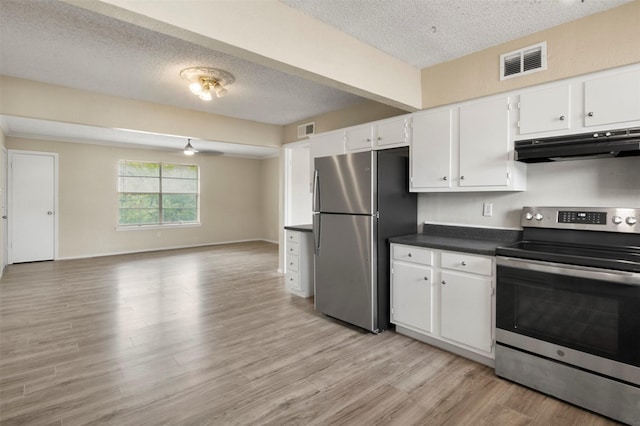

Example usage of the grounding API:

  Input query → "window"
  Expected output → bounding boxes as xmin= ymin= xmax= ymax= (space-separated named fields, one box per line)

xmin=118 ymin=160 xmax=199 ymax=226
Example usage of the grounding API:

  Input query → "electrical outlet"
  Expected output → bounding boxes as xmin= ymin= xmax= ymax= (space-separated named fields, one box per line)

xmin=483 ymin=203 xmax=493 ymax=217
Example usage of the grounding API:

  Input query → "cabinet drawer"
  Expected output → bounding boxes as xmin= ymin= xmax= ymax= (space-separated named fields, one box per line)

xmin=441 ymin=252 xmax=492 ymax=276
xmin=393 ymin=245 xmax=433 ymax=265
xmin=287 ymin=242 xmax=300 ymax=256
xmin=286 ymin=231 xmax=300 ymax=243
xmin=286 ymin=254 xmax=299 ymax=272
xmin=286 ymin=271 xmax=301 ymax=290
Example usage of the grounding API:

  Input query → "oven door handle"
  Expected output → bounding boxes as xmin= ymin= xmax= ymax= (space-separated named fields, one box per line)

xmin=496 ymin=256 xmax=640 ymax=286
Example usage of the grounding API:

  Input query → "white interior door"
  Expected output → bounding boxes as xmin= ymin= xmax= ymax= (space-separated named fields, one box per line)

xmin=9 ymin=151 xmax=58 ymax=263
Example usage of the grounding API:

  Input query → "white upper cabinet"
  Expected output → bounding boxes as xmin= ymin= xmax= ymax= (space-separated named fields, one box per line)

xmin=410 ymin=108 xmax=452 ymax=190
xmin=345 ymin=116 xmax=410 ymax=153
xmin=310 ymin=130 xmax=345 ymax=160
xmin=515 ymin=65 xmax=640 ymax=140
xmin=518 ymin=84 xmax=571 ymax=135
xmin=584 ymin=69 xmax=640 ymax=127
xmin=345 ymin=125 xmax=373 ymax=152
xmin=375 ymin=116 xmax=410 ymax=148
xmin=459 ymin=97 xmax=513 ymax=188
xmin=411 ymin=97 xmax=526 ymax=192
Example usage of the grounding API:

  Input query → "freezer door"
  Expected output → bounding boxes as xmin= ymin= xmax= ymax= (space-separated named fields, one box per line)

xmin=314 ymin=151 xmax=374 ymax=215
xmin=315 ymin=213 xmax=377 ymax=332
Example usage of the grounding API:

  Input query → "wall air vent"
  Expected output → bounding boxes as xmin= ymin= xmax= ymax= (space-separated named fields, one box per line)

xmin=500 ymin=42 xmax=547 ymax=80
xmin=297 ymin=122 xmax=315 ymax=139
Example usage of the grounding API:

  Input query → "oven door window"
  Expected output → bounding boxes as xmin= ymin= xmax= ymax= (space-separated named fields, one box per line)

xmin=497 ymin=266 xmax=640 ymax=367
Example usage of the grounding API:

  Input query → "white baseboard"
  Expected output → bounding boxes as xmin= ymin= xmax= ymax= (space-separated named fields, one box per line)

xmin=55 ymin=239 xmax=279 ymax=261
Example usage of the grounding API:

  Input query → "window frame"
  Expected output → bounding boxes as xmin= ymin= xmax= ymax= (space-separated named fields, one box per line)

xmin=117 ymin=160 xmax=200 ymax=229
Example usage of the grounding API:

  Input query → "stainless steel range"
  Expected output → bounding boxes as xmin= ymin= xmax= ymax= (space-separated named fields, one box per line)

xmin=495 ymin=207 xmax=640 ymax=425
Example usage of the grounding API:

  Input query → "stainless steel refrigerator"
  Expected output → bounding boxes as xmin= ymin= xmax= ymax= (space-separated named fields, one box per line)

xmin=312 ymin=147 xmax=417 ymax=333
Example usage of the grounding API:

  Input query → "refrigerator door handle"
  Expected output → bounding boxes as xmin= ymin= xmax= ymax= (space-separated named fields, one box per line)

xmin=312 ymin=168 xmax=320 ymax=213
xmin=312 ymin=213 xmax=321 ymax=255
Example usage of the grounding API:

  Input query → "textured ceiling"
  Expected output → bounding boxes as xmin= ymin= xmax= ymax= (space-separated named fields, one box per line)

xmin=0 ymin=0 xmax=365 ymax=126
xmin=0 ymin=0 xmax=632 ymax=155
xmin=280 ymin=0 xmax=634 ymax=69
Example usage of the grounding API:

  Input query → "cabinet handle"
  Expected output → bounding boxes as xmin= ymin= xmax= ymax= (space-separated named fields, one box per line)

xmin=408 ymin=253 xmax=412 ymax=257
xmin=443 ymin=176 xmax=447 ymax=181
xmin=424 ymin=276 xmax=429 ymax=281
xmin=460 ymin=176 xmax=465 ymax=180
xmin=442 ymin=280 xmax=446 ymax=285
xmin=559 ymin=115 xmax=566 ymax=121
xmin=366 ymin=138 xmax=371 ymax=142
xmin=289 ymin=248 xmax=293 ymax=252
xmin=461 ymin=261 xmax=467 ymax=266
xmin=587 ymin=112 xmax=594 ymax=117
xmin=289 ymin=262 xmax=293 ymax=266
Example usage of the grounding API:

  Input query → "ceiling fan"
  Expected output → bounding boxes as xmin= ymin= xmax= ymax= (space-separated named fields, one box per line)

xmin=183 ymin=138 xmax=224 ymax=156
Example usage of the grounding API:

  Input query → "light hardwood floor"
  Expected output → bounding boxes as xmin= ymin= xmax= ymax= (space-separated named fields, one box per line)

xmin=0 ymin=242 xmax=619 ymax=425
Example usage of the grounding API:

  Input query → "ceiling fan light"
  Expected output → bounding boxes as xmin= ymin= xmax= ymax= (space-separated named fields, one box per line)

xmin=189 ymin=81 xmax=203 ymax=95
xmin=184 ymin=139 xmax=198 ymax=155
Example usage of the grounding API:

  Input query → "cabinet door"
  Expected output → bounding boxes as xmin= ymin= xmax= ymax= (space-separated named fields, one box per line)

xmin=376 ymin=117 xmax=408 ymax=147
xmin=310 ymin=131 xmax=345 ymax=160
xmin=459 ymin=97 xmax=511 ymax=187
xmin=584 ymin=70 xmax=640 ymax=127
xmin=410 ymin=108 xmax=452 ymax=189
xmin=391 ymin=262 xmax=434 ymax=334
xmin=519 ymin=85 xmax=571 ymax=135
xmin=440 ymin=271 xmax=492 ymax=353
xmin=345 ymin=125 xmax=373 ymax=152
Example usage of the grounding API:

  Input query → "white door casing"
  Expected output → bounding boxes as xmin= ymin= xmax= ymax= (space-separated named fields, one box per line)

xmin=1 ymin=148 xmax=7 ymax=271
xmin=8 ymin=150 xmax=58 ymax=263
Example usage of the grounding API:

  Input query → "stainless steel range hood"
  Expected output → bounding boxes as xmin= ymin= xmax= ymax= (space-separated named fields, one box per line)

xmin=515 ymin=127 xmax=640 ymax=163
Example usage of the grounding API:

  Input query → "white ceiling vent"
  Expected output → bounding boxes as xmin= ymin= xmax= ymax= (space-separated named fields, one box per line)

xmin=297 ymin=122 xmax=315 ymax=138
xmin=500 ymin=42 xmax=547 ymax=81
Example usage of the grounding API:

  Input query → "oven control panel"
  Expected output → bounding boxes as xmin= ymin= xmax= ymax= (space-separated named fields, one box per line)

xmin=558 ymin=211 xmax=607 ymax=225
xmin=521 ymin=207 xmax=639 ymax=233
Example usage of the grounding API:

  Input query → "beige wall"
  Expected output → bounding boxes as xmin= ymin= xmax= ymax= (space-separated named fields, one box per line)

xmin=0 ymin=76 xmax=284 ymax=148
xmin=283 ymin=100 xmax=407 ymax=143
xmin=6 ymin=137 xmax=272 ymax=259
xmin=421 ymin=1 xmax=640 ymax=108
xmin=260 ymin=155 xmax=281 ymax=243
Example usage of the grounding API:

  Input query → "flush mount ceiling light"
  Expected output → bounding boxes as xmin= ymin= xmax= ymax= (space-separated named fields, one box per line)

xmin=180 ymin=67 xmax=235 ymax=101
xmin=184 ymin=138 xmax=198 ymax=155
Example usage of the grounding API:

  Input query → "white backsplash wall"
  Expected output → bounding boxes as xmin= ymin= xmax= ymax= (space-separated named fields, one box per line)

xmin=418 ymin=156 xmax=640 ymax=229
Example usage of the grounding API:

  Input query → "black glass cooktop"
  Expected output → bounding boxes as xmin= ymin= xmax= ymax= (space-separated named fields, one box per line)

xmin=496 ymin=240 xmax=640 ymax=273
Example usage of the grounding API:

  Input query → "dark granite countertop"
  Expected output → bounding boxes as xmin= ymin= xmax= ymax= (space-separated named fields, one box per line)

xmin=389 ymin=224 xmax=522 ymax=256
xmin=284 ymin=224 xmax=313 ymax=232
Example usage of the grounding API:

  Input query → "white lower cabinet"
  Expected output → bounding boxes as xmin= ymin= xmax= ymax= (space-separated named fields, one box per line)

xmin=391 ymin=261 xmax=434 ymax=335
xmin=391 ymin=243 xmax=495 ymax=365
xmin=285 ymin=230 xmax=314 ymax=298
xmin=440 ymin=270 xmax=493 ymax=354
